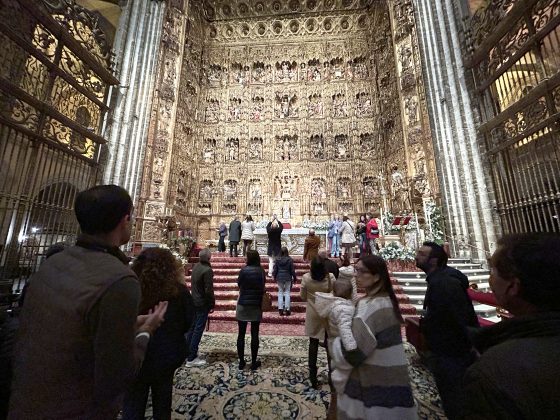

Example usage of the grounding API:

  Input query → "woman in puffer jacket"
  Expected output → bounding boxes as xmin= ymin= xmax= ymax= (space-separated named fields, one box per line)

xmin=273 ymin=247 xmax=297 ymax=316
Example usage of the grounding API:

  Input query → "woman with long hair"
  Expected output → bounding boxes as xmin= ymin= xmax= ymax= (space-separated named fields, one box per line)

xmin=335 ymin=255 xmax=416 ymax=419
xmin=240 ymin=214 xmax=255 ymax=256
xmin=300 ymin=256 xmax=336 ymax=388
xmin=356 ymin=214 xmax=367 ymax=258
xmin=123 ymin=248 xmax=194 ymax=420
xmin=273 ymin=246 xmax=297 ymax=316
xmin=236 ymin=250 xmax=265 ymax=370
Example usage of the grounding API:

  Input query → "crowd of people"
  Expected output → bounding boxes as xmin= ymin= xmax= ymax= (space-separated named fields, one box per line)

xmin=1 ymin=184 xmax=559 ymax=420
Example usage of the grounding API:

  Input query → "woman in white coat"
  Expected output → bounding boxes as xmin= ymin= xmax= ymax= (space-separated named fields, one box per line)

xmin=339 ymin=215 xmax=356 ymax=260
xmin=240 ymin=215 xmax=256 ymax=256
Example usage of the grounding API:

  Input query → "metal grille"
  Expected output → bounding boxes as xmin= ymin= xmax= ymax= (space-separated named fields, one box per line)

xmin=465 ymin=0 xmax=560 ymax=233
xmin=0 ymin=0 xmax=117 ymax=295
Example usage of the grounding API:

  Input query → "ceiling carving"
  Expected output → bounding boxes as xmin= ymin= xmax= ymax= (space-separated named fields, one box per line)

xmin=202 ymin=0 xmax=377 ymax=22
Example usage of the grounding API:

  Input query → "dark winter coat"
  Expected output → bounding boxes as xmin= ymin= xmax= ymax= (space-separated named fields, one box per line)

xmin=138 ymin=286 xmax=194 ymax=376
xmin=190 ymin=261 xmax=215 ymax=310
xmin=273 ymin=256 xmax=297 ymax=284
xmin=266 ymin=222 xmax=284 ymax=257
xmin=422 ymin=266 xmax=479 ymax=356
xmin=237 ymin=265 xmax=266 ymax=306
xmin=229 ymin=219 xmax=242 ymax=242
xmin=324 ymin=258 xmax=340 ymax=279
xmin=461 ymin=312 xmax=560 ymax=420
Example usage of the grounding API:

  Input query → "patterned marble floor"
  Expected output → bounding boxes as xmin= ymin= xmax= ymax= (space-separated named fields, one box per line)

xmin=144 ymin=333 xmax=446 ymax=419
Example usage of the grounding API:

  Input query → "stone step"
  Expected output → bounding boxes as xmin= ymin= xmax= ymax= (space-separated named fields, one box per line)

xmin=412 ymin=303 xmax=497 ymax=318
xmin=393 ymin=275 xmax=489 ymax=287
xmin=392 ymin=269 xmax=489 ymax=279
xmin=401 ymin=282 xmax=491 ymax=296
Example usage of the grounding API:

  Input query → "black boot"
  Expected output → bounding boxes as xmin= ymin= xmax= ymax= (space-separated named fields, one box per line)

xmin=251 ymin=338 xmax=260 ymax=370
xmin=237 ymin=336 xmax=245 ymax=369
xmin=309 ymin=366 xmax=318 ymax=389
xmin=279 ymin=308 xmax=284 ymax=316
xmin=285 ymin=309 xmax=291 ymax=316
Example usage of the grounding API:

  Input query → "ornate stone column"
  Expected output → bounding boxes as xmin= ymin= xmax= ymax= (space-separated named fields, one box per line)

xmin=412 ymin=0 xmax=499 ymax=259
xmin=101 ymin=0 xmax=166 ymax=205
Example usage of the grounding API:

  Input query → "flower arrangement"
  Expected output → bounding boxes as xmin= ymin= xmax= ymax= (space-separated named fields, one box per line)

xmin=161 ymin=235 xmax=196 ymax=265
xmin=379 ymin=241 xmax=416 ymax=261
xmin=424 ymin=202 xmax=445 ymax=244
xmin=301 ymin=219 xmax=330 ymax=231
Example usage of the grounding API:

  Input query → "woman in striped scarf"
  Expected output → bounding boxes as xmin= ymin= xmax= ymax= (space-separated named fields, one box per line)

xmin=332 ymin=255 xmax=417 ymax=419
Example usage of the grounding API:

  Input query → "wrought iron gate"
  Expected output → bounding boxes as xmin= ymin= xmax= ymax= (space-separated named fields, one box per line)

xmin=465 ymin=0 xmax=560 ymax=233
xmin=0 ymin=0 xmax=117 ymax=294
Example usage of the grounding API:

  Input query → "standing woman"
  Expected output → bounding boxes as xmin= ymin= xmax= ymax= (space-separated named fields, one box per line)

xmin=335 ymin=255 xmax=416 ymax=419
xmin=339 ymin=215 xmax=356 ymax=260
xmin=273 ymin=246 xmax=297 ymax=316
xmin=123 ymin=248 xmax=194 ymax=420
xmin=300 ymin=256 xmax=336 ymax=388
xmin=266 ymin=215 xmax=283 ymax=277
xmin=356 ymin=214 xmax=367 ymax=258
xmin=240 ymin=215 xmax=256 ymax=256
xmin=236 ymin=250 xmax=265 ymax=370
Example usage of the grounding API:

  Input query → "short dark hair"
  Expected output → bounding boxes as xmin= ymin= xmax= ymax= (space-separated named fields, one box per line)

xmin=75 ymin=185 xmax=132 ymax=234
xmin=246 ymin=249 xmax=261 ymax=266
xmin=310 ymin=256 xmax=326 ymax=281
xmin=423 ymin=241 xmax=448 ymax=267
xmin=492 ymin=233 xmax=560 ymax=310
xmin=245 ymin=214 xmax=253 ymax=222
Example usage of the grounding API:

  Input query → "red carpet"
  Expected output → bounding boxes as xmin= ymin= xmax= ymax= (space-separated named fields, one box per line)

xmin=186 ymin=253 xmax=416 ymax=334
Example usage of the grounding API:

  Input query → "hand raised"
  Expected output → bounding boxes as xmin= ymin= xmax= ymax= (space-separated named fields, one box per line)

xmin=136 ymin=301 xmax=168 ymax=335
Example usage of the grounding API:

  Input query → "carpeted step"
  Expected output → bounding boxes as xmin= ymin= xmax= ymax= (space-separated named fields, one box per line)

xmin=208 ymin=310 xmax=306 ymax=325
xmin=214 ymin=290 xmax=307 ymax=302
xmin=209 ymin=283 xmax=305 ymax=293
xmin=214 ymin=300 xmax=307 ymax=313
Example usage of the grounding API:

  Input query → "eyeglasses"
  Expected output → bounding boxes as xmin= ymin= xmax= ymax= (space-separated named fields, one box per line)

xmin=355 ymin=267 xmax=369 ymax=274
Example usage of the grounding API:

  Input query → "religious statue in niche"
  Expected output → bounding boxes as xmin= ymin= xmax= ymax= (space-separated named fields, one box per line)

xmin=223 ymin=204 xmax=237 ymax=214
xmin=251 ymin=96 xmax=264 ymax=121
xmin=249 ymin=179 xmax=262 ymax=202
xmin=198 ymin=203 xmax=211 ymax=214
xmin=274 ymin=174 xmax=299 ymax=199
xmin=391 ymin=165 xmax=412 ymax=213
xmin=338 ymin=202 xmax=353 ymax=214
xmin=231 ymin=62 xmax=249 ymax=86
xmin=349 ymin=56 xmax=368 ymax=80
xmin=337 ymin=178 xmax=351 ymax=199
xmin=307 ymin=59 xmax=322 ymax=81
xmin=223 ymin=180 xmax=237 ymax=201
xmin=276 ymin=135 xmax=298 ymax=160
xmin=359 ymin=133 xmax=376 ymax=158
xmin=356 ymin=92 xmax=373 ymax=117
xmin=405 ymin=96 xmax=418 ymax=125
xmin=413 ymin=174 xmax=431 ymax=198
xmin=310 ymin=135 xmax=324 ymax=159
xmin=412 ymin=144 xmax=426 ymax=175
xmin=199 ymin=180 xmax=213 ymax=201
xmin=332 ymin=93 xmax=348 ymax=118
xmin=275 ymin=92 xmax=298 ymax=118
xmin=202 ymin=138 xmax=216 ymax=163
xmin=228 ymin=97 xmax=242 ymax=121
xmin=275 ymin=60 xmax=298 ymax=82
xmin=334 ymin=134 xmax=349 ymax=159
xmin=307 ymin=93 xmax=323 ymax=118
xmin=330 ymin=57 xmax=345 ymax=80
xmin=362 ymin=176 xmax=379 ymax=199
xmin=205 ymin=98 xmax=219 ymax=123
xmin=207 ymin=64 xmax=224 ymax=84
xmin=252 ymin=61 xmax=266 ymax=84
xmin=226 ymin=138 xmax=239 ymax=161
xmin=310 ymin=178 xmax=327 ymax=212
xmin=175 ymin=170 xmax=186 ymax=207
xmin=394 ymin=0 xmax=414 ymax=40
xmin=248 ymin=137 xmax=263 ymax=160
xmin=399 ymin=44 xmax=413 ymax=72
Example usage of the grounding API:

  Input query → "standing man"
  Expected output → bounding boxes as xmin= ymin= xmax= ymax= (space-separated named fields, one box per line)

xmin=185 ymin=248 xmax=215 ymax=367
xmin=266 ymin=215 xmax=283 ymax=277
xmin=9 ymin=185 xmax=167 ymax=419
xmin=366 ymin=212 xmax=381 ymax=255
xmin=461 ymin=234 xmax=560 ymax=419
xmin=228 ymin=216 xmax=242 ymax=257
xmin=217 ymin=220 xmax=227 ymax=252
xmin=303 ymin=229 xmax=321 ymax=262
xmin=415 ymin=241 xmax=479 ymax=420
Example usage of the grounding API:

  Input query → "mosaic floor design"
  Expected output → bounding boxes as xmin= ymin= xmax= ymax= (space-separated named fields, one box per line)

xmin=148 ymin=333 xmax=446 ymax=419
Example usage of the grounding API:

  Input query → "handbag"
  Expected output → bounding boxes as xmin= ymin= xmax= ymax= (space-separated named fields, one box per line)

xmin=261 ymin=292 xmax=273 ymax=311
xmin=261 ymin=271 xmax=273 ymax=311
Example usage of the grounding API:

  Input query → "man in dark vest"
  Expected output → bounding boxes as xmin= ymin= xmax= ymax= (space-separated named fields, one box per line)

xmin=9 ymin=185 xmax=167 ymax=419
xmin=415 ymin=241 xmax=479 ymax=420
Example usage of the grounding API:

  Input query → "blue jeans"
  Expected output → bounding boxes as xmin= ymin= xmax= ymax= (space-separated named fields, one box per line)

xmin=277 ymin=281 xmax=292 ymax=310
xmin=331 ymin=235 xmax=340 ymax=257
xmin=185 ymin=309 xmax=209 ymax=361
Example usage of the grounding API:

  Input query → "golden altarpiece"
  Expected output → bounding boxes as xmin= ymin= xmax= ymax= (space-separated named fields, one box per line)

xmin=137 ymin=0 xmax=438 ymax=243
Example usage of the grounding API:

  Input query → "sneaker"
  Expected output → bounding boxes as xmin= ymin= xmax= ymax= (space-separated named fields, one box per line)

xmin=185 ymin=357 xmax=207 ymax=367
